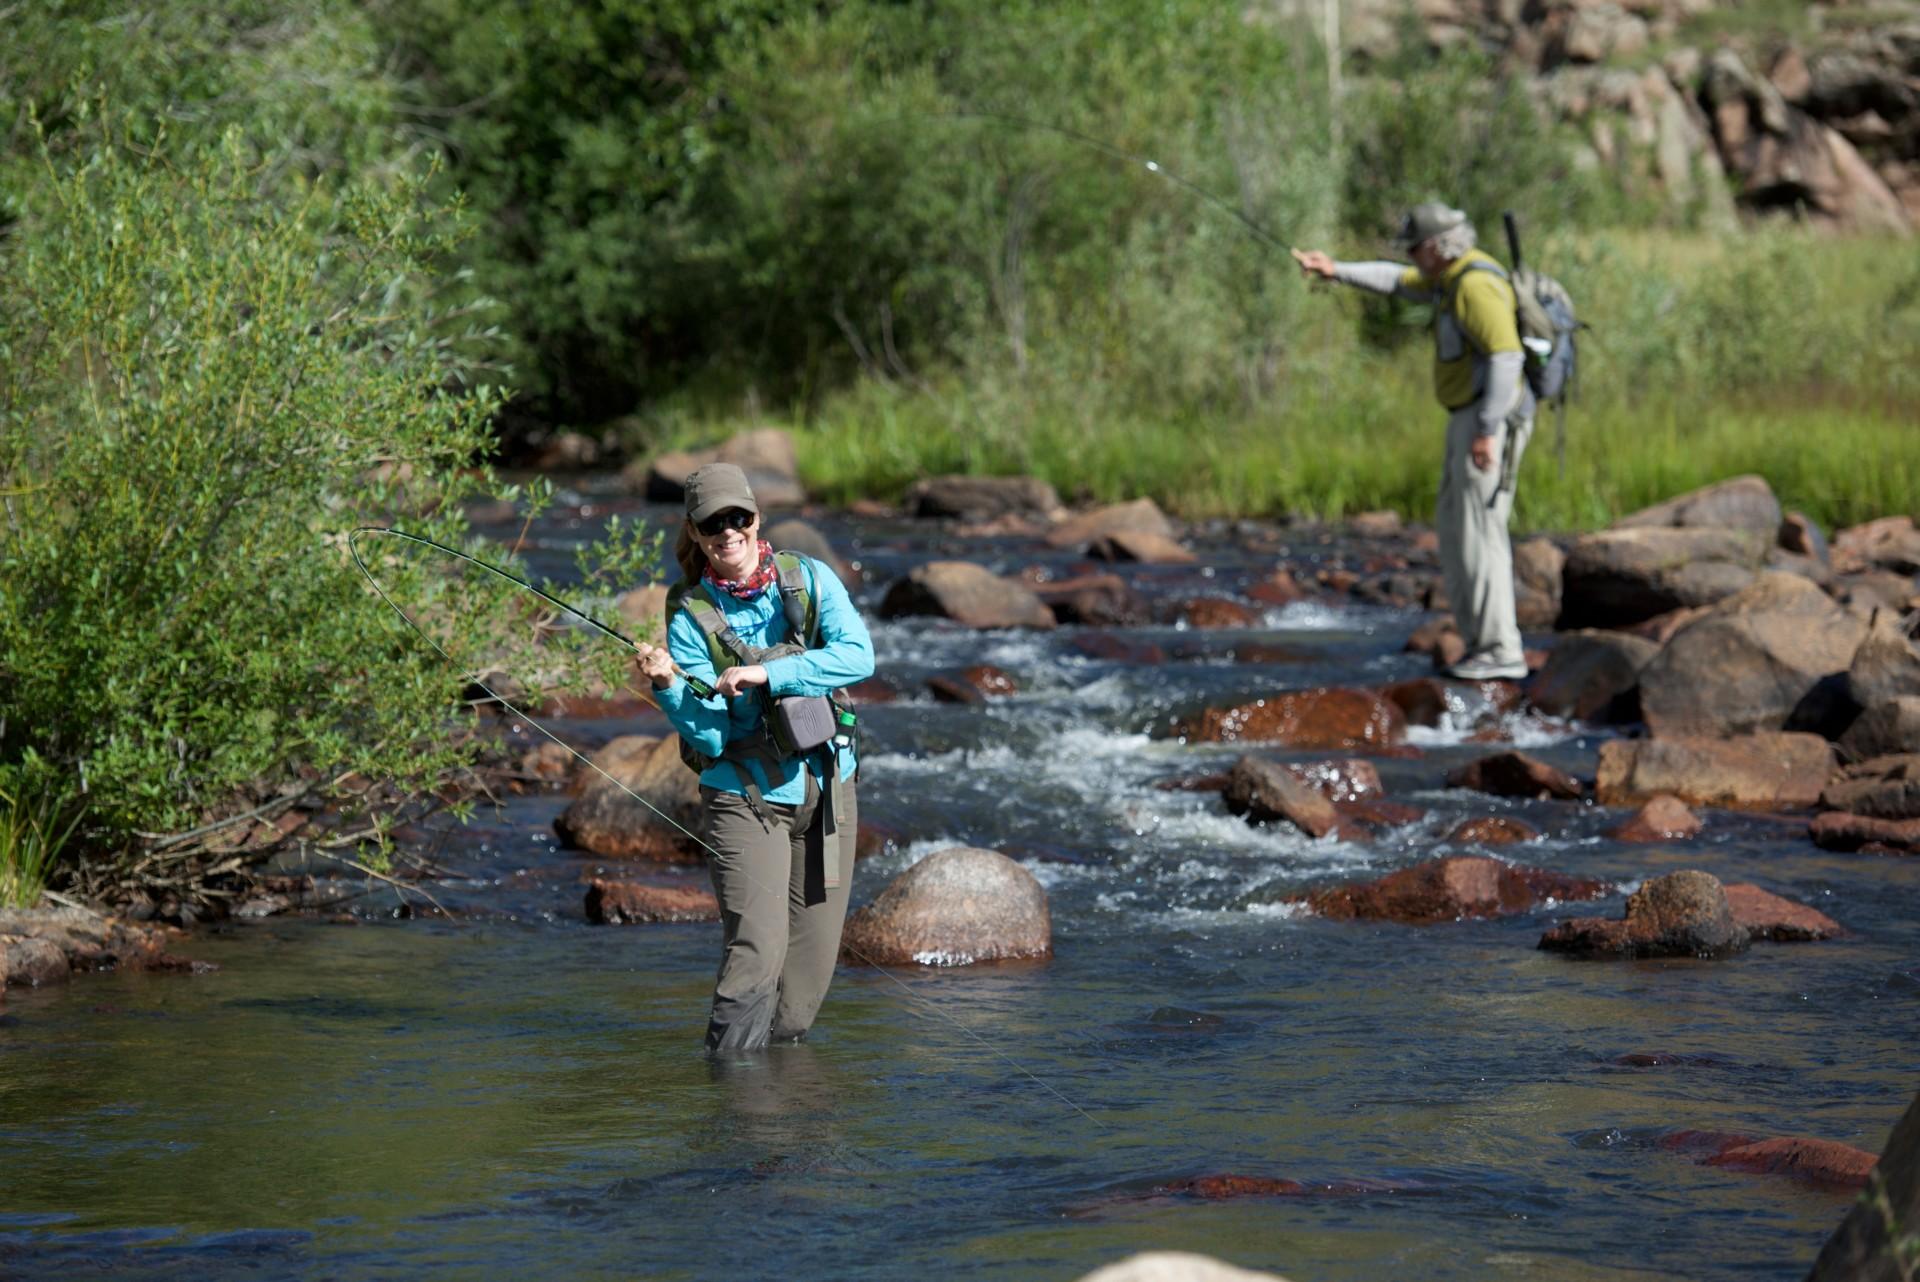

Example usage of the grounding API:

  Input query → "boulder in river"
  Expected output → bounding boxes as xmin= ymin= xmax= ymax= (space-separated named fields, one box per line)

xmin=1 ymin=907 xmax=211 ymax=986
xmin=1820 ymin=753 xmax=1920 ymax=820
xmin=1847 ymin=609 xmax=1920 ymax=709
xmin=1381 ymin=676 xmax=1521 ymax=728
xmin=878 ymin=561 xmax=1056 ymax=630
xmin=1174 ymin=597 xmax=1261 ymax=628
xmin=1182 ymin=687 xmax=1406 ymax=751
xmin=1528 ymin=629 xmax=1658 ymax=722
xmin=1637 ymin=572 xmax=1868 ymax=738
xmin=1808 ymin=811 xmax=1920 ymax=854
xmin=1446 ymin=816 xmax=1540 ymax=845
xmin=554 ymin=734 xmax=704 ymax=862
xmin=1539 ymin=869 xmax=1749 ymax=959
xmin=1557 ymin=526 xmax=1768 ymax=629
xmin=1722 ymin=882 xmax=1842 ymax=941
xmin=1606 ymin=794 xmax=1703 ymax=842
xmin=1031 ymin=573 xmax=1144 ymax=626
xmin=926 ymin=664 xmax=1020 ymax=704
xmin=1074 ymin=1252 xmax=1294 ymax=1282
xmin=1513 ymin=536 xmax=1565 ymax=631
xmin=839 ymin=847 xmax=1051 ymax=966
xmin=1045 ymin=498 xmax=1177 ymax=550
xmin=1445 ymin=751 xmax=1584 ymax=801
xmin=906 ymin=475 xmax=1062 ymax=522
xmin=584 ymin=879 xmax=720 ymax=924
xmin=1612 ymin=474 xmax=1784 ymax=537
xmin=1222 ymin=756 xmax=1340 ymax=837
xmin=1088 ymin=530 xmax=1196 ymax=565
xmin=1295 ymin=855 xmax=1608 ymax=924
xmin=1283 ymin=758 xmax=1384 ymax=803
xmin=1595 ymin=733 xmax=1834 ymax=810
xmin=1807 ymin=1089 xmax=1920 ymax=1280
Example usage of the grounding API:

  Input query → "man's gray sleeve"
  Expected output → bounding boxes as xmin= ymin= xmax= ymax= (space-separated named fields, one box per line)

xmin=1477 ymin=350 xmax=1525 ymax=438
xmin=1332 ymin=260 xmax=1424 ymax=300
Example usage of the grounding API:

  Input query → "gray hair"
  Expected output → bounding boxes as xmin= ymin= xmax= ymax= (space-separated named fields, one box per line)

xmin=1425 ymin=221 xmax=1477 ymax=261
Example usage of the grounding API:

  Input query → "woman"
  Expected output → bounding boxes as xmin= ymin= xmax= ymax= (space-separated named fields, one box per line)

xmin=632 ymin=462 xmax=874 ymax=1054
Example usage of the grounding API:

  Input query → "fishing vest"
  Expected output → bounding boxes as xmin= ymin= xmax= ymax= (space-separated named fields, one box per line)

xmin=664 ymin=551 xmax=855 ymax=808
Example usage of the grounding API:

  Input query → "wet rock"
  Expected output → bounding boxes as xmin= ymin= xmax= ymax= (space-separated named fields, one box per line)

xmin=926 ymin=664 xmax=1020 ymax=704
xmin=1840 ymin=697 xmax=1920 ymax=761
xmin=1705 ymin=1137 xmax=1878 ymax=1190
xmin=2 ymin=935 xmax=69 ymax=987
xmin=878 ymin=562 xmax=1056 ymax=630
xmin=1075 ymin=1251 xmax=1293 ymax=1282
xmin=1539 ymin=869 xmax=1749 ymax=959
xmin=1246 ymin=569 xmax=1308 ymax=606
xmin=1613 ymin=475 xmax=1784 ymax=537
xmin=1296 ymin=855 xmax=1608 ymax=924
xmin=1723 ymin=882 xmax=1842 ymax=941
xmin=1087 ymin=530 xmax=1196 ymax=565
xmin=1820 ymin=754 xmax=1920 ymax=820
xmin=1834 ymin=515 xmax=1920 ymax=576
xmin=1283 ymin=759 xmax=1384 ymax=803
xmin=1222 ymin=756 xmax=1340 ymax=838
xmin=1405 ymin=614 xmax=1467 ymax=670
xmin=906 ymin=475 xmax=1062 ymax=522
xmin=1595 ymin=733 xmax=1834 ymax=810
xmin=1514 ymin=537 xmax=1565 ymax=630
xmin=1778 ymin=511 xmax=1830 ymax=562
xmin=554 ymin=734 xmax=704 ymax=862
xmin=840 ymin=847 xmax=1052 ymax=966
xmin=765 ymin=519 xmax=857 ymax=585
xmin=584 ymin=879 xmax=720 ymax=924
xmin=1045 ymin=498 xmax=1176 ymax=550
xmin=1807 ymin=1090 xmax=1920 ymax=1280
xmin=1182 ymin=687 xmax=1407 ymax=752
xmin=1447 ymin=816 xmax=1540 ymax=845
xmin=1847 ymin=609 xmax=1920 ymax=709
xmin=1638 ymin=572 xmax=1868 ymax=737
xmin=845 ymin=676 xmax=901 ymax=704
xmin=1607 ymin=794 xmax=1703 ymax=842
xmin=1445 ymin=751 xmax=1584 ymax=801
xmin=1528 ymin=630 xmax=1659 ymax=723
xmin=1334 ymin=798 xmax=1428 ymax=830
xmin=1809 ymin=811 xmax=1920 ymax=854
xmin=1380 ymin=676 xmax=1519 ymax=728
xmin=0 ymin=907 xmax=209 ymax=986
xmin=1174 ymin=598 xmax=1261 ymax=629
xmin=1032 ymin=573 xmax=1144 ymax=626
xmin=1558 ymin=527 xmax=1768 ymax=629
xmin=1069 ymin=633 xmax=1168 ymax=665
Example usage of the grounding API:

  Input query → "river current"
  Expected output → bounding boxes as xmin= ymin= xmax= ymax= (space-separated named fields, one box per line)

xmin=3 ymin=477 xmax=1915 ymax=1280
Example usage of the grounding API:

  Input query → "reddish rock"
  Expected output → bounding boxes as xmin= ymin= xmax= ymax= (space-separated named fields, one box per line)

xmin=1177 ymin=598 xmax=1261 ymax=629
xmin=554 ymin=734 xmax=705 ymax=862
xmin=845 ymin=676 xmax=900 ymax=704
xmin=855 ymin=819 xmax=907 ymax=861
xmin=926 ymin=664 xmax=1020 ymax=704
xmin=1539 ymin=869 xmax=1747 ymax=959
xmin=1808 ymin=811 xmax=1920 ymax=853
xmin=584 ymin=879 xmax=720 ymax=925
xmin=1154 ymin=773 xmax=1231 ymax=793
xmin=1228 ymin=641 xmax=1311 ymax=664
xmin=1722 ymin=882 xmax=1842 ymax=941
xmin=1447 ymin=816 xmax=1541 ymax=845
xmin=1295 ymin=855 xmax=1608 ymax=924
xmin=1 ymin=907 xmax=211 ymax=986
xmin=1335 ymin=798 xmax=1428 ymax=829
xmin=1380 ymin=677 xmax=1450 ymax=727
xmin=1607 ymin=795 xmax=1704 ymax=842
xmin=1284 ymin=759 xmax=1384 ymax=803
xmin=1382 ymin=676 xmax=1522 ymax=728
xmin=1405 ymin=615 xmax=1467 ymax=669
xmin=1088 ymin=530 xmax=1196 ymax=565
xmin=1069 ymin=633 xmax=1168 ymax=665
xmin=1705 ymin=1137 xmax=1878 ymax=1190
xmin=1595 ymin=734 xmax=1835 ymax=810
xmin=1446 ymin=751 xmax=1584 ymax=801
xmin=841 ymin=847 xmax=1052 ymax=966
xmin=1247 ymin=570 xmax=1307 ymax=606
xmin=1222 ymin=757 xmax=1340 ymax=837
xmin=519 ymin=742 xmax=575 ymax=782
xmin=1183 ymin=688 xmax=1407 ymax=751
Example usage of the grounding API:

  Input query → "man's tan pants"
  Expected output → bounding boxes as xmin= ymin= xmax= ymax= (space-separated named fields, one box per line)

xmin=1437 ymin=402 xmax=1534 ymax=668
xmin=701 ymin=776 xmax=857 ymax=1054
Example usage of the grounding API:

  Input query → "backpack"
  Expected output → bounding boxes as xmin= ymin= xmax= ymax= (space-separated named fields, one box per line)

xmin=663 ymin=551 xmax=855 ymax=805
xmin=1454 ymin=259 xmax=1580 ymax=406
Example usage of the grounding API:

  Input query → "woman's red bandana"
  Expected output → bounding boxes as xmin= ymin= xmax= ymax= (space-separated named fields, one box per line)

xmin=703 ymin=539 xmax=778 ymax=600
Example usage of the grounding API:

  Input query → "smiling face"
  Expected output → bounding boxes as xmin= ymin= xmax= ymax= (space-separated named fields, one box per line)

xmin=691 ymin=507 xmax=761 ymax=581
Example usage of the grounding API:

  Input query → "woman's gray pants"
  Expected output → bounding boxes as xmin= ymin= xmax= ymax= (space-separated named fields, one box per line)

xmin=1437 ymin=401 xmax=1534 ymax=667
xmin=701 ymin=776 xmax=857 ymax=1054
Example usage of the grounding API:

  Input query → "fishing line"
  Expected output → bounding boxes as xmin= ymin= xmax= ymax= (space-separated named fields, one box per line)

xmin=347 ymin=525 xmax=1108 ymax=1131
xmin=926 ymin=109 xmax=1295 ymax=256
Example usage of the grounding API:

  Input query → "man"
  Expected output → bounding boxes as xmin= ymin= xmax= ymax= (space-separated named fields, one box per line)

xmin=1292 ymin=202 xmax=1535 ymax=682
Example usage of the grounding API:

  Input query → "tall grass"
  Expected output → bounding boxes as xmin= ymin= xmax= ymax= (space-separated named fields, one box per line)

xmin=0 ymin=790 xmax=83 ymax=910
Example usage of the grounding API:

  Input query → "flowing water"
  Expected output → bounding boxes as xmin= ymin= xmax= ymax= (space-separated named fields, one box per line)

xmin=3 ymin=478 xmax=1917 ymax=1280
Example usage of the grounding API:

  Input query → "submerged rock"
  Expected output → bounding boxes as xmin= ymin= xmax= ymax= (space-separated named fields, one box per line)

xmin=1722 ymin=882 xmax=1843 ymax=941
xmin=1595 ymin=733 xmax=1834 ymax=810
xmin=1294 ymin=855 xmax=1608 ymax=925
xmin=1446 ymin=816 xmax=1541 ymax=845
xmin=840 ymin=847 xmax=1051 ymax=966
xmin=1174 ymin=597 xmax=1261 ymax=628
xmin=1606 ymin=794 xmax=1703 ymax=842
xmin=584 ymin=879 xmax=719 ymax=925
xmin=926 ymin=664 xmax=1020 ymax=704
xmin=1808 ymin=811 xmax=1920 ymax=854
xmin=1539 ymin=869 xmax=1748 ymax=959
xmin=1445 ymin=751 xmax=1584 ymax=801
xmin=1032 ymin=573 xmax=1144 ymax=626
xmin=1182 ymin=687 xmax=1407 ymax=751
xmin=555 ymin=734 xmax=705 ymax=862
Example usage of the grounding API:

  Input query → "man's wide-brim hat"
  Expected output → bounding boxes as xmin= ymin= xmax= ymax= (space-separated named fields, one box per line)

xmin=1393 ymin=201 xmax=1468 ymax=249
xmin=683 ymin=462 xmax=760 ymax=523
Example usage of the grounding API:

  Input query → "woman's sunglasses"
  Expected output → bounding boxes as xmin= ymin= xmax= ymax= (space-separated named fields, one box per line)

xmin=695 ymin=508 xmax=756 ymax=537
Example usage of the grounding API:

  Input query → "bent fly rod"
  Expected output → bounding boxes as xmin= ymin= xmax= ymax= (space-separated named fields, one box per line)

xmin=347 ymin=525 xmax=1108 ymax=1131
xmin=929 ymin=109 xmax=1296 ymax=256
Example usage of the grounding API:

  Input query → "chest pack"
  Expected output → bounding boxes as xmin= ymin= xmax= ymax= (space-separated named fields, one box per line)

xmin=664 ymin=551 xmax=855 ymax=801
